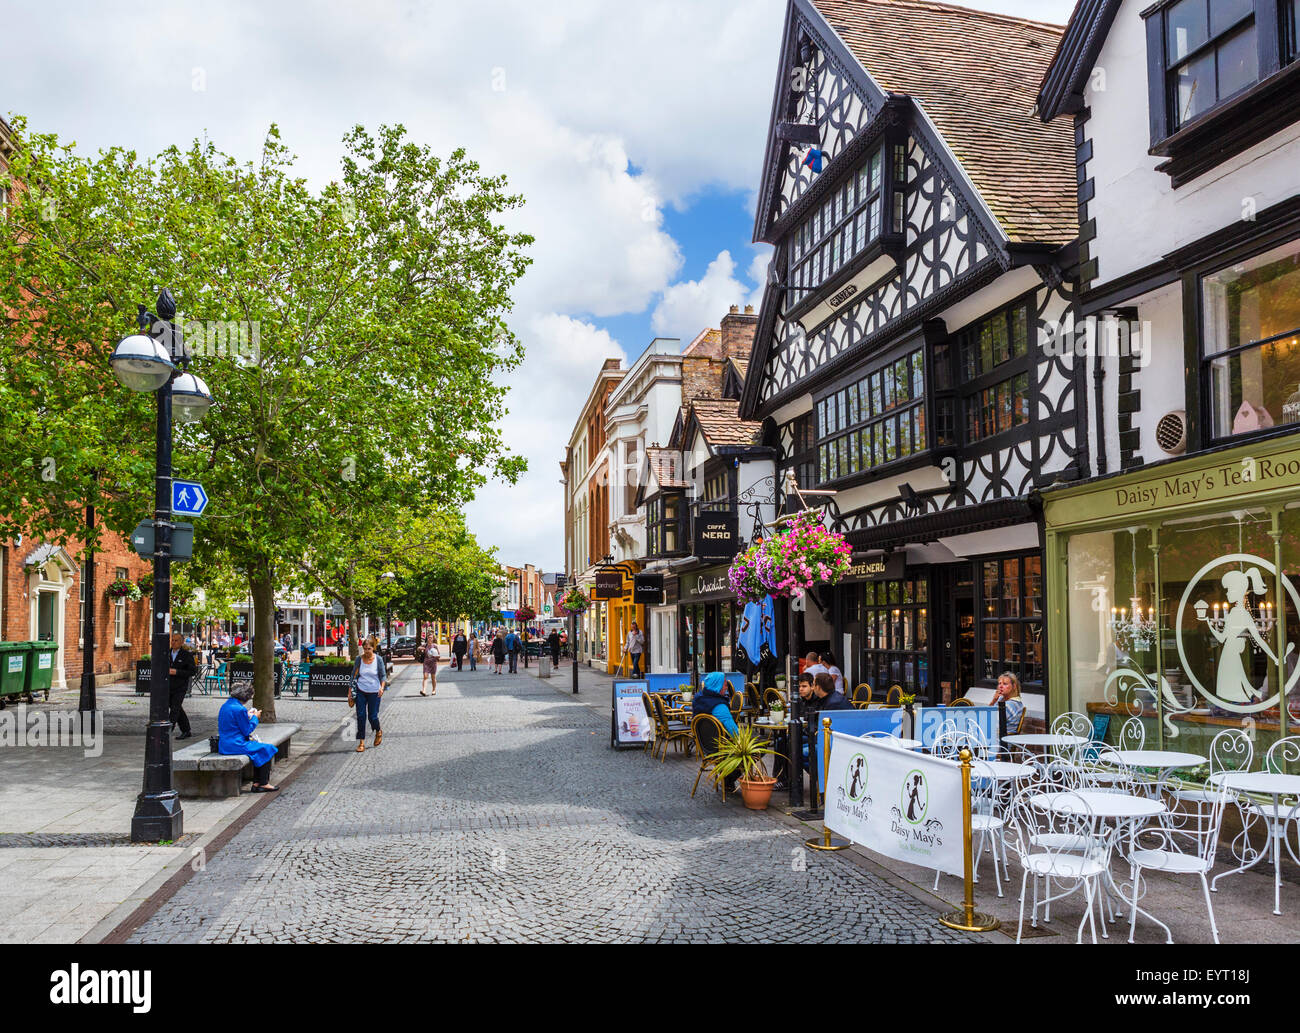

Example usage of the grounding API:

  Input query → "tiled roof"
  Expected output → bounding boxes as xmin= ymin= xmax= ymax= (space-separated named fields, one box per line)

xmin=682 ymin=328 xmax=722 ymax=357
xmin=646 ymin=447 xmax=688 ymax=489
xmin=812 ymin=0 xmax=1078 ymax=246
xmin=692 ymin=398 xmax=765 ymax=448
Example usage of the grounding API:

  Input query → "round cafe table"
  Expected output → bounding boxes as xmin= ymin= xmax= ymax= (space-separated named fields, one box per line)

xmin=1004 ymin=733 xmax=1088 ymax=748
xmin=1030 ymin=789 xmax=1167 ymax=936
xmin=1207 ymin=770 xmax=1300 ymax=916
xmin=1102 ymin=749 xmax=1206 ymax=786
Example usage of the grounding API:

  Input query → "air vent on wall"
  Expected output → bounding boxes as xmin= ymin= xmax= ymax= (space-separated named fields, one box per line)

xmin=1155 ymin=410 xmax=1188 ymax=456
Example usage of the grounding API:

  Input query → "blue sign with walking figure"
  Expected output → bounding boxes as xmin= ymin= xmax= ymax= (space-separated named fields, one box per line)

xmin=172 ymin=480 xmax=208 ymax=516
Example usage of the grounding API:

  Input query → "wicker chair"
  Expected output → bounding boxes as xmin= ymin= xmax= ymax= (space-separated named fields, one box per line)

xmin=949 ymin=696 xmax=973 ymax=707
xmin=650 ymin=693 xmax=692 ymax=761
xmin=691 ymin=712 xmax=730 ymax=801
xmin=851 ymin=683 xmax=873 ymax=707
xmin=640 ymin=692 xmax=657 ymax=755
xmin=885 ymin=684 xmax=903 ymax=706
xmin=763 ymin=687 xmax=786 ymax=711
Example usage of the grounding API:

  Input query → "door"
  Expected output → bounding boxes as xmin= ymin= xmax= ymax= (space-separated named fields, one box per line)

xmin=37 ymin=591 xmax=56 ymax=641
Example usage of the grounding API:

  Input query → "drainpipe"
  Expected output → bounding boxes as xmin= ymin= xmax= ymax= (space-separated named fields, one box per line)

xmin=1092 ymin=345 xmax=1108 ymax=477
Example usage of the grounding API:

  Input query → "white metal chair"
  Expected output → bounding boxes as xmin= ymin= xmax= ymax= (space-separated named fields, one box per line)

xmin=1118 ymin=716 xmax=1146 ymax=750
xmin=931 ymin=748 xmax=1006 ymax=899
xmin=1009 ymin=788 xmax=1111 ymax=943
xmin=1125 ymin=780 xmax=1233 ymax=943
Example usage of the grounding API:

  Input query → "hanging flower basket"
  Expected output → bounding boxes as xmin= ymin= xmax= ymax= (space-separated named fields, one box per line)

xmin=106 ymin=578 xmax=143 ymax=602
xmin=516 ymin=604 xmax=537 ymax=623
xmin=727 ymin=509 xmax=852 ymax=605
xmin=558 ymin=586 xmax=589 ymax=614
xmin=137 ymin=573 xmax=154 ymax=596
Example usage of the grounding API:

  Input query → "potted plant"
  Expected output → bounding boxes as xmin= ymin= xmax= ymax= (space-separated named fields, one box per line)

xmin=768 ymin=696 xmax=786 ymax=723
xmin=707 ymin=726 xmax=783 ymax=811
xmin=677 ymin=682 xmax=694 ymax=705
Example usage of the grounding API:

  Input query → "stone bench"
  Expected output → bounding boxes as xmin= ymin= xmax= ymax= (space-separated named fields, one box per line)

xmin=173 ymin=722 xmax=302 ymax=799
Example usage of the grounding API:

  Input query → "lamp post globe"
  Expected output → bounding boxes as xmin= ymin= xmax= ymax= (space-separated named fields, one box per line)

xmin=110 ymin=333 xmax=175 ymax=393
xmin=171 ymin=372 xmax=213 ymax=423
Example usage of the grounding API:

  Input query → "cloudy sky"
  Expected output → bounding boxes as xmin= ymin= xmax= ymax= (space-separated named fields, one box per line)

xmin=7 ymin=0 xmax=1076 ymax=571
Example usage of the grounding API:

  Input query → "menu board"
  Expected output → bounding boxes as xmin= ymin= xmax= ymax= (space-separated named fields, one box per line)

xmin=611 ymin=679 xmax=652 ymax=750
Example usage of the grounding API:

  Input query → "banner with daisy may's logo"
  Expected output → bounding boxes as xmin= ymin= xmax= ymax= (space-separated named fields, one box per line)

xmin=823 ymin=732 xmax=966 ymax=877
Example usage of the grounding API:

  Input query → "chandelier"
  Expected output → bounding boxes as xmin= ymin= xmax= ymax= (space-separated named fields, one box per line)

xmin=1109 ymin=529 xmax=1157 ymax=652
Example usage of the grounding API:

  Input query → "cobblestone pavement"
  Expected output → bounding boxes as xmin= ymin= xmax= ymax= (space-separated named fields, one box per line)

xmin=130 ymin=668 xmax=971 ymax=943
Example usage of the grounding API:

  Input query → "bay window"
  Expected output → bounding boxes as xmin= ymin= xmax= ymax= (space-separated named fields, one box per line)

xmin=957 ymin=300 xmax=1033 ymax=445
xmin=1202 ymin=236 xmax=1300 ymax=440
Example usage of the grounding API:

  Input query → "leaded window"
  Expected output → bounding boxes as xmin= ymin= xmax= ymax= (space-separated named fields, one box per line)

xmin=815 ymin=348 xmax=925 ymax=482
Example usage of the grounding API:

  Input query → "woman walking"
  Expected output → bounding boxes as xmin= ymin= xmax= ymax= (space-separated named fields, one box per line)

xmin=420 ymin=633 xmax=440 ymax=696
xmin=350 ymin=637 xmax=389 ymax=752
xmin=491 ymin=629 xmax=506 ymax=674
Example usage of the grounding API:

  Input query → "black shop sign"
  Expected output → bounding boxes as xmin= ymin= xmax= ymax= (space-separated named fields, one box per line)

xmin=842 ymin=552 xmax=906 ymax=582
xmin=633 ymin=573 xmax=664 ymax=605
xmin=692 ymin=513 xmax=739 ymax=562
xmin=593 ymin=569 xmax=624 ymax=600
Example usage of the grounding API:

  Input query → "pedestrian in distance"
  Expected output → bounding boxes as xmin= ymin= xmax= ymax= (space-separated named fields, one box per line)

xmin=167 ymin=632 xmax=198 ymax=740
xmin=350 ymin=638 xmax=388 ymax=751
xmin=548 ymin=628 xmax=561 ymax=668
xmin=626 ymin=621 xmax=645 ymax=677
xmin=452 ymin=629 xmax=468 ymax=671
xmin=491 ymin=630 xmax=506 ymax=674
xmin=420 ymin=634 xmax=439 ymax=697
xmin=505 ymin=627 xmax=521 ymax=674
xmin=217 ymin=680 xmax=279 ymax=792
xmin=468 ymin=630 xmax=478 ymax=672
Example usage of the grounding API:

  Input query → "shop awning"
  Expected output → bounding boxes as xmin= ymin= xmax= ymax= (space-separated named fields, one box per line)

xmin=844 ymin=497 xmax=1038 ymax=551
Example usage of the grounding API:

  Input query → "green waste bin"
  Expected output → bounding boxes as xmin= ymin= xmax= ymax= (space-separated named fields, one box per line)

xmin=0 ymin=642 xmax=29 ymax=702
xmin=25 ymin=641 xmax=58 ymax=699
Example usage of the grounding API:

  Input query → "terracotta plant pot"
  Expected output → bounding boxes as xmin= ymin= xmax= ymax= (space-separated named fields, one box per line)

xmin=737 ymin=774 xmax=777 ymax=811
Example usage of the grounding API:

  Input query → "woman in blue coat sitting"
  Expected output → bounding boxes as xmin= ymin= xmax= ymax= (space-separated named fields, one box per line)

xmin=218 ymin=681 xmax=280 ymax=793
xmin=691 ymin=671 xmax=740 ymax=737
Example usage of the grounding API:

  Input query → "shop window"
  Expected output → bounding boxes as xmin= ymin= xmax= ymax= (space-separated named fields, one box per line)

xmin=1202 ymin=237 xmax=1300 ymax=440
xmin=1065 ymin=509 xmax=1300 ymax=762
xmin=978 ymin=554 xmax=1043 ymax=685
xmin=860 ymin=576 xmax=928 ymax=694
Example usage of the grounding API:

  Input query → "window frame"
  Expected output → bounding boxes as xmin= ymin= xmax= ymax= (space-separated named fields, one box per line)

xmin=1143 ymin=0 xmax=1297 ymax=183
xmin=1197 ymin=232 xmax=1300 ymax=446
xmin=114 ymin=566 xmax=129 ymax=647
xmin=954 ymin=297 xmax=1036 ymax=449
xmin=975 ymin=551 xmax=1044 ymax=689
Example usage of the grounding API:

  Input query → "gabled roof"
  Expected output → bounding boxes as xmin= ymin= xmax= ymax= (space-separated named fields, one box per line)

xmin=646 ymin=447 xmax=688 ymax=489
xmin=1036 ymin=0 xmax=1122 ymax=122
xmin=691 ymin=398 xmax=766 ymax=450
xmin=812 ymin=0 xmax=1077 ymax=246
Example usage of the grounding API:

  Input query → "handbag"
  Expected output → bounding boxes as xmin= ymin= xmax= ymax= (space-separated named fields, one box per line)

xmin=414 ymin=646 xmax=426 ymax=663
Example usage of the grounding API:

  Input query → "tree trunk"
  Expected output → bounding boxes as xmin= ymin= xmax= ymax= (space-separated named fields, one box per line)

xmin=343 ymin=595 xmax=359 ymax=659
xmin=250 ymin=563 xmax=278 ymax=722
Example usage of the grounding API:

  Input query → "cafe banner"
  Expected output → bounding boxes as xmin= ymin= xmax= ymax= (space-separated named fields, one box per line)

xmin=824 ymin=733 xmax=965 ymax=877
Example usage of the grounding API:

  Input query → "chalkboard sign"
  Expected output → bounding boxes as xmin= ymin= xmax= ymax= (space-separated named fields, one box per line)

xmin=611 ymin=679 xmax=652 ymax=750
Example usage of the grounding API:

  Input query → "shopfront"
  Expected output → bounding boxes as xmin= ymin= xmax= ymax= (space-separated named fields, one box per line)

xmin=1044 ymin=435 xmax=1300 ymax=756
xmin=833 ymin=546 xmax=1044 ymax=705
xmin=677 ymin=564 xmax=739 ymax=676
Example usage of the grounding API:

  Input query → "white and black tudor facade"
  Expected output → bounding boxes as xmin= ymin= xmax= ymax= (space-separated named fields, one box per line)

xmin=740 ymin=0 xmax=1084 ymax=714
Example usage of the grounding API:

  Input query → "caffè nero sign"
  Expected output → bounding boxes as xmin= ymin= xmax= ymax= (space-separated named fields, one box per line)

xmin=692 ymin=513 xmax=739 ymax=562
xmin=843 ymin=552 xmax=905 ymax=582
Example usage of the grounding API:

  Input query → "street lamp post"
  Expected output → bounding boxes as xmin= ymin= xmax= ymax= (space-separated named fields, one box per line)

xmin=111 ymin=290 xmax=212 ymax=843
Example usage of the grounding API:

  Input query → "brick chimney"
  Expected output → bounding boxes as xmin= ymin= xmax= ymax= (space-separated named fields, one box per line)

xmin=682 ymin=355 xmax=721 ymax=402
xmin=721 ymin=304 xmax=759 ymax=363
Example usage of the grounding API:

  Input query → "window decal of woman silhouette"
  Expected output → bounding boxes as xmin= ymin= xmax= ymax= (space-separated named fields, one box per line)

xmin=1203 ymin=568 xmax=1292 ymax=705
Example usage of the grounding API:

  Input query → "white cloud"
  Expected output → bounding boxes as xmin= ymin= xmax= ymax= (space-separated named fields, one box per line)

xmin=649 ymin=247 xmax=770 ymax=340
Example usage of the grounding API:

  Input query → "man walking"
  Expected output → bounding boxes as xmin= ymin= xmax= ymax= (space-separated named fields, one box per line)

xmin=452 ymin=629 xmax=468 ymax=671
xmin=547 ymin=628 xmax=561 ymax=669
xmin=167 ymin=632 xmax=197 ymax=741
xmin=505 ymin=628 xmax=521 ymax=674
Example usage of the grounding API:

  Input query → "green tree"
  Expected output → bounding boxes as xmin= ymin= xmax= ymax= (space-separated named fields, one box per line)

xmin=0 ymin=120 xmax=531 ymax=718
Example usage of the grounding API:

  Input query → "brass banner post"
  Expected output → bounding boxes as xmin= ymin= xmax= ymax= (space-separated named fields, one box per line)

xmin=939 ymin=748 xmax=1000 ymax=932
xmin=806 ymin=717 xmax=850 ymax=851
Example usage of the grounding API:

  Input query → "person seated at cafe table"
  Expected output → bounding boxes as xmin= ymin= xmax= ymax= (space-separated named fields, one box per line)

xmin=691 ymin=671 xmax=740 ymax=739
xmin=812 ymin=672 xmax=852 ymax=712
xmin=991 ymin=670 xmax=1025 ymax=732
xmin=795 ymin=670 xmax=818 ymax=713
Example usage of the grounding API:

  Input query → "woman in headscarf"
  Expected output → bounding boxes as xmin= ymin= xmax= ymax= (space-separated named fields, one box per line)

xmin=217 ymin=681 xmax=280 ymax=792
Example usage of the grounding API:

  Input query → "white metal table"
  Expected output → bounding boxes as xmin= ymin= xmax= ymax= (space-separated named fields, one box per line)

xmin=1208 ymin=770 xmax=1300 ymax=916
xmin=1005 ymin=733 xmax=1088 ymax=748
xmin=1030 ymin=790 xmax=1168 ymax=936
